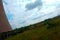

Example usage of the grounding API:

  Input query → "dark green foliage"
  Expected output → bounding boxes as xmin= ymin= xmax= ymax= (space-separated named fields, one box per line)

xmin=44 ymin=16 xmax=60 ymax=29
xmin=46 ymin=21 xmax=57 ymax=29
xmin=39 ymin=36 xmax=48 ymax=40
xmin=1 ymin=16 xmax=60 ymax=40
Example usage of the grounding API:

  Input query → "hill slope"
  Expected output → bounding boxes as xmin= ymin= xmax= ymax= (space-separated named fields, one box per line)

xmin=6 ymin=16 xmax=60 ymax=40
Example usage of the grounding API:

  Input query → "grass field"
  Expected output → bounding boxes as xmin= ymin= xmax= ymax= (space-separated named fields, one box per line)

xmin=5 ymin=16 xmax=60 ymax=40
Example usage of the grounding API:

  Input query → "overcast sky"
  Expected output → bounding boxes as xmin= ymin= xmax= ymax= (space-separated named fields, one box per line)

xmin=3 ymin=0 xmax=60 ymax=29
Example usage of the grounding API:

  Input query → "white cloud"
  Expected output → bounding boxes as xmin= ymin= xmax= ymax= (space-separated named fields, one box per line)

xmin=3 ymin=0 xmax=60 ymax=29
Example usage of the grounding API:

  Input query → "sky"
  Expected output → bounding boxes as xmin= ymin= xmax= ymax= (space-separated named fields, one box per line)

xmin=2 ymin=0 xmax=60 ymax=29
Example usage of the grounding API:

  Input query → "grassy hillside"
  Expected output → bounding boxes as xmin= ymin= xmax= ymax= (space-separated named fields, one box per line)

xmin=5 ymin=16 xmax=60 ymax=40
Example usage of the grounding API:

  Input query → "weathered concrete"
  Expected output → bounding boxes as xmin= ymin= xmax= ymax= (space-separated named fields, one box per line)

xmin=0 ymin=0 xmax=12 ymax=33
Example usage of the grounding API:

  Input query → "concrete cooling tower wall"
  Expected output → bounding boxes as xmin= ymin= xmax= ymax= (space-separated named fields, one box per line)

xmin=0 ymin=0 xmax=12 ymax=33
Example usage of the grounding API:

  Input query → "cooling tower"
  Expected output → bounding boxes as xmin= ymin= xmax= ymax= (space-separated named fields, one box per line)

xmin=0 ymin=0 xmax=12 ymax=33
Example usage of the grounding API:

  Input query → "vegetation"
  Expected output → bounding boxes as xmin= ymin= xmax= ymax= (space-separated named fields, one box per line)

xmin=0 ymin=16 xmax=60 ymax=40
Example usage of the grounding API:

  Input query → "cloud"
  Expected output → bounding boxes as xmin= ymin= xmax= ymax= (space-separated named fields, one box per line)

xmin=3 ymin=0 xmax=60 ymax=29
xmin=3 ymin=0 xmax=8 ymax=5
xmin=25 ymin=0 xmax=42 ymax=11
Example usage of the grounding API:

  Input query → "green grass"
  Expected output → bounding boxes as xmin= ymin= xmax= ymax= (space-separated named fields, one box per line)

xmin=5 ymin=16 xmax=60 ymax=40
